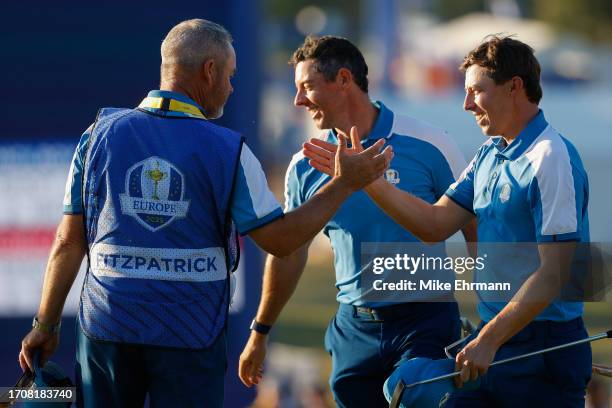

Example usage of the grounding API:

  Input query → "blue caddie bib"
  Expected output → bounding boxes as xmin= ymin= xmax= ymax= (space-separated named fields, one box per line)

xmin=79 ymin=98 xmax=243 ymax=349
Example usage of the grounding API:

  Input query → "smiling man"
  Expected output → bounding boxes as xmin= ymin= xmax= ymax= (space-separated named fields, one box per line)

xmin=304 ymin=35 xmax=592 ymax=407
xmin=239 ymin=35 xmax=476 ymax=407
xmin=17 ymin=20 xmax=391 ymax=408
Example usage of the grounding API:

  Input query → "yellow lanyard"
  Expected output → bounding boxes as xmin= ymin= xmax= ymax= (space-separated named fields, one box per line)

xmin=138 ymin=96 xmax=206 ymax=119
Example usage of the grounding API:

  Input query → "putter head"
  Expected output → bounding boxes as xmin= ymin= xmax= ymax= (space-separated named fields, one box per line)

xmin=383 ymin=357 xmax=480 ymax=408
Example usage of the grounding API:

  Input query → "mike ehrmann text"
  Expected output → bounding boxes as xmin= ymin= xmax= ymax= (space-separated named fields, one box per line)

xmin=372 ymin=279 xmax=511 ymax=292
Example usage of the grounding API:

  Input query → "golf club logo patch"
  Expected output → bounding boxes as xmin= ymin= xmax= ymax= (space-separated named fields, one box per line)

xmin=499 ymin=183 xmax=511 ymax=203
xmin=120 ymin=157 xmax=190 ymax=231
xmin=385 ymin=169 xmax=400 ymax=184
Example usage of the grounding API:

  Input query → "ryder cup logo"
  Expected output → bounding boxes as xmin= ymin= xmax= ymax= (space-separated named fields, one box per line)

xmin=385 ymin=169 xmax=400 ymax=184
xmin=119 ymin=157 xmax=190 ymax=231
xmin=499 ymin=183 xmax=512 ymax=203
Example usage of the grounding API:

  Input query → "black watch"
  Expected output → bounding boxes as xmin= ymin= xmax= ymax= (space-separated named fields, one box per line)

xmin=250 ymin=319 xmax=272 ymax=335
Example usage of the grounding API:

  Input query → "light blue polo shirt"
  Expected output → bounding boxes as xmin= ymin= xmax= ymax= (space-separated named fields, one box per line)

xmin=446 ymin=110 xmax=589 ymax=322
xmin=286 ymin=101 xmax=467 ymax=306
xmin=63 ymin=90 xmax=283 ymax=235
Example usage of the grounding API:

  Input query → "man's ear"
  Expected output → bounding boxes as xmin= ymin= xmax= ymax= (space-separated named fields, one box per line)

xmin=201 ymin=58 xmax=216 ymax=85
xmin=336 ymin=67 xmax=353 ymax=88
xmin=509 ymin=76 xmax=524 ymax=95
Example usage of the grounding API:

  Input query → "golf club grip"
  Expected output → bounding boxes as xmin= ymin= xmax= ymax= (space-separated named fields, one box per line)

xmin=389 ymin=380 xmax=405 ymax=408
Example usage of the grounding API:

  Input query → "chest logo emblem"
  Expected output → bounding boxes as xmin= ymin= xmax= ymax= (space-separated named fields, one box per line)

xmin=385 ymin=169 xmax=400 ymax=184
xmin=120 ymin=156 xmax=190 ymax=231
xmin=499 ymin=183 xmax=512 ymax=203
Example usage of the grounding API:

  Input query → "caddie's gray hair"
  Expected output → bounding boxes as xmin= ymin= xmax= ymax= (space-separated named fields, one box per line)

xmin=161 ymin=19 xmax=233 ymax=68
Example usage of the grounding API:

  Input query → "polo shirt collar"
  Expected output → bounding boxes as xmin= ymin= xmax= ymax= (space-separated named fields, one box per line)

xmin=327 ymin=100 xmax=394 ymax=144
xmin=139 ymin=90 xmax=207 ymax=119
xmin=494 ymin=109 xmax=548 ymax=160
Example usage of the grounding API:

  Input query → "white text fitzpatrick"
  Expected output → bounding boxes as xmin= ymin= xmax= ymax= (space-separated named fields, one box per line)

xmin=90 ymin=243 xmax=227 ymax=282
xmin=372 ymin=254 xmax=487 ymax=275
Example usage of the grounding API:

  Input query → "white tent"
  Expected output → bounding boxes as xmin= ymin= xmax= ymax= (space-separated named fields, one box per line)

xmin=411 ymin=12 xmax=555 ymax=59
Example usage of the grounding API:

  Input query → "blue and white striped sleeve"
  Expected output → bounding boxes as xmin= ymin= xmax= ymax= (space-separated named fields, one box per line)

xmin=445 ymin=154 xmax=476 ymax=214
xmin=63 ymin=126 xmax=93 ymax=214
xmin=526 ymin=136 xmax=586 ymax=242
xmin=284 ymin=154 xmax=304 ymax=212
xmin=431 ymin=130 xmax=468 ymax=198
xmin=230 ymin=144 xmax=283 ymax=235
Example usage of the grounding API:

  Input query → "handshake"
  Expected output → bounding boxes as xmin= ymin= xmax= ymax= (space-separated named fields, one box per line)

xmin=303 ymin=126 xmax=394 ymax=192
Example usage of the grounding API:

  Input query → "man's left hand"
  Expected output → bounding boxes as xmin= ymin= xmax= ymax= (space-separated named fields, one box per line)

xmin=19 ymin=328 xmax=59 ymax=373
xmin=238 ymin=332 xmax=267 ymax=387
xmin=454 ymin=333 xmax=499 ymax=388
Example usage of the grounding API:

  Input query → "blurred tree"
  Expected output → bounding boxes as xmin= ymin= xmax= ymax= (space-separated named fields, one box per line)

xmin=428 ymin=0 xmax=486 ymax=21
xmin=374 ymin=0 xmax=612 ymax=44
xmin=533 ymin=0 xmax=612 ymax=44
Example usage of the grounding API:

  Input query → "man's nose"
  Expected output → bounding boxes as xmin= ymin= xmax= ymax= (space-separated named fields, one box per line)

xmin=463 ymin=92 xmax=475 ymax=111
xmin=294 ymin=89 xmax=307 ymax=107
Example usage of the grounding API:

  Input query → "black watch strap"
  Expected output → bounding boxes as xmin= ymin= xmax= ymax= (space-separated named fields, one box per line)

xmin=250 ymin=319 xmax=272 ymax=335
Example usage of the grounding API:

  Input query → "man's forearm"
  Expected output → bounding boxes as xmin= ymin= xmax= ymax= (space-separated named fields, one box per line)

xmin=477 ymin=243 xmax=574 ymax=348
xmin=365 ymin=179 xmax=466 ymax=242
xmin=255 ymin=246 xmax=309 ymax=326
xmin=250 ymin=136 xmax=392 ymax=257
xmin=239 ymin=246 xmax=310 ymax=387
xmin=37 ymin=216 xmax=87 ymax=324
xmin=461 ymin=219 xmax=478 ymax=258
xmin=250 ymin=178 xmax=351 ymax=257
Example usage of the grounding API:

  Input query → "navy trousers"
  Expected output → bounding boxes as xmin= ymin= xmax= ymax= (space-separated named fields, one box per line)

xmin=445 ymin=317 xmax=592 ymax=408
xmin=325 ymin=301 xmax=461 ymax=408
xmin=75 ymin=321 xmax=226 ymax=408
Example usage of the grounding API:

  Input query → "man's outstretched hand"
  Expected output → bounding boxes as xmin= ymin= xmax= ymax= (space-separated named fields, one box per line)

xmin=304 ymin=126 xmax=392 ymax=187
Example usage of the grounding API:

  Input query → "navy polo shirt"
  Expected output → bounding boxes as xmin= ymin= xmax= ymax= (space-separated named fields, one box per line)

xmin=446 ymin=110 xmax=589 ymax=321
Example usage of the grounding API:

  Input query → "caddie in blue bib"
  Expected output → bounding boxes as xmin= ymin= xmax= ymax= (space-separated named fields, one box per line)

xmin=80 ymin=95 xmax=242 ymax=349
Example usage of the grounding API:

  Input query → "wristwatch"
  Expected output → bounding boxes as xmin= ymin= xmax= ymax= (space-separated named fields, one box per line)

xmin=32 ymin=316 xmax=61 ymax=334
xmin=249 ymin=319 xmax=272 ymax=335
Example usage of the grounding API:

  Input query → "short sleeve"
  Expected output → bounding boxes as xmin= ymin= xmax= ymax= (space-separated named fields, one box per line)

xmin=445 ymin=155 xmax=476 ymax=214
xmin=283 ymin=157 xmax=304 ymax=212
xmin=230 ymin=144 xmax=283 ymax=235
xmin=431 ymin=131 xmax=468 ymax=198
xmin=526 ymin=140 xmax=584 ymax=242
xmin=63 ymin=126 xmax=93 ymax=214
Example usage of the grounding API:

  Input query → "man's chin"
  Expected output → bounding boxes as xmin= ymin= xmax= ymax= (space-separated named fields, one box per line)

xmin=206 ymin=107 xmax=223 ymax=120
xmin=312 ymin=118 xmax=329 ymax=130
xmin=481 ymin=126 xmax=495 ymax=136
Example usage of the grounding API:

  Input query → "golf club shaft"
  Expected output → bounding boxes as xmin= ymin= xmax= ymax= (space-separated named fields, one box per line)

xmin=405 ymin=330 xmax=611 ymax=389
xmin=490 ymin=331 xmax=608 ymax=367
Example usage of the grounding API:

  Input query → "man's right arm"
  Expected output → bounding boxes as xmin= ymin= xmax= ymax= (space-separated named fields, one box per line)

xmin=364 ymin=179 xmax=473 ymax=242
xmin=303 ymin=129 xmax=473 ymax=242
xmin=238 ymin=132 xmax=392 ymax=257
xmin=238 ymin=243 xmax=310 ymax=387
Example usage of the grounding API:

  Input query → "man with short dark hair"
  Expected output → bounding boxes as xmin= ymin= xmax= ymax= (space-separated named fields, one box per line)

xmin=239 ymin=35 xmax=476 ymax=407
xmin=305 ymin=35 xmax=592 ymax=407
xmin=18 ymin=20 xmax=390 ymax=408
